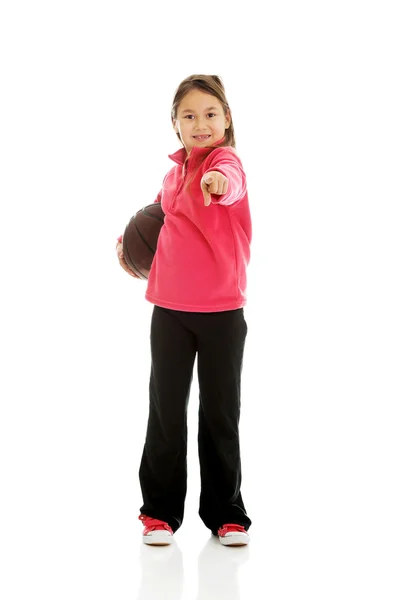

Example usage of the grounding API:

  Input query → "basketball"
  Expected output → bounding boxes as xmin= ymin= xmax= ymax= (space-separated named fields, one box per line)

xmin=122 ymin=202 xmax=165 ymax=279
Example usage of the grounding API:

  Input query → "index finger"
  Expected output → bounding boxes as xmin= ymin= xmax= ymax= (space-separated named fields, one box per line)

xmin=202 ymin=187 xmax=212 ymax=206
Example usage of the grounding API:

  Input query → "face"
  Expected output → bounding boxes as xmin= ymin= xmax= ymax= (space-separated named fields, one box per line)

xmin=172 ymin=89 xmax=231 ymax=154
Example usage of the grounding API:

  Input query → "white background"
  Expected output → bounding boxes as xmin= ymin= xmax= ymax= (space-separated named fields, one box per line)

xmin=1 ymin=1 xmax=406 ymax=598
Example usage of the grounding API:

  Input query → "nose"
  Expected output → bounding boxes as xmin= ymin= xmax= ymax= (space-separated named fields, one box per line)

xmin=194 ymin=116 xmax=206 ymax=130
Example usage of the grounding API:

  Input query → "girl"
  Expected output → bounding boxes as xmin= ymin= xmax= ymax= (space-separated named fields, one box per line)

xmin=116 ymin=74 xmax=252 ymax=547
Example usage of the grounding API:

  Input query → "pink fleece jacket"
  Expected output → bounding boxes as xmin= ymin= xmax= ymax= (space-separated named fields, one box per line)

xmin=141 ymin=142 xmax=252 ymax=312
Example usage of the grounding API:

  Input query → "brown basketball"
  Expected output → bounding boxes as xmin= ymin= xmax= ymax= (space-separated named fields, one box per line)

xmin=122 ymin=202 xmax=165 ymax=279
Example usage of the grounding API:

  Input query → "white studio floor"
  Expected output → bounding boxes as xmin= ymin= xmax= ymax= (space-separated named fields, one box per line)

xmin=136 ymin=522 xmax=251 ymax=600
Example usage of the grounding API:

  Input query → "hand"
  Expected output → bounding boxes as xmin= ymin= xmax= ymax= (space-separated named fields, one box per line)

xmin=200 ymin=171 xmax=229 ymax=206
xmin=116 ymin=240 xmax=140 ymax=279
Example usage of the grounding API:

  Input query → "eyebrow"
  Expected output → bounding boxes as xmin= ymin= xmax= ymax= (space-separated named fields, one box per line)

xmin=180 ymin=106 xmax=219 ymax=114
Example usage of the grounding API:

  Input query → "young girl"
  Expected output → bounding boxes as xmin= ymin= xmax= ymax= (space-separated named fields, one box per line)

xmin=116 ymin=74 xmax=252 ymax=547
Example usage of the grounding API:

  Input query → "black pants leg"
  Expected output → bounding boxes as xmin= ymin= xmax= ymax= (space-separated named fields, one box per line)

xmin=139 ymin=306 xmax=197 ymax=533
xmin=196 ymin=308 xmax=251 ymax=534
xmin=139 ymin=305 xmax=251 ymax=534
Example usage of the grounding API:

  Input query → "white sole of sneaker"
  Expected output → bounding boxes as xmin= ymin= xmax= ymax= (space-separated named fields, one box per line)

xmin=219 ymin=533 xmax=250 ymax=546
xmin=143 ymin=532 xmax=173 ymax=546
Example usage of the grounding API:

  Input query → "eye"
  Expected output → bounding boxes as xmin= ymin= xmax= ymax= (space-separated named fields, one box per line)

xmin=208 ymin=113 xmax=216 ymax=118
xmin=184 ymin=115 xmax=194 ymax=119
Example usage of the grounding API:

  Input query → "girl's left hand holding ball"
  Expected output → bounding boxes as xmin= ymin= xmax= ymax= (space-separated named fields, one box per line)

xmin=116 ymin=236 xmax=140 ymax=279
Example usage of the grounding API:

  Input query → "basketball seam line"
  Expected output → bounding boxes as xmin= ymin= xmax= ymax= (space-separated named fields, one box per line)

xmin=143 ymin=210 xmax=165 ymax=224
xmin=135 ymin=224 xmax=155 ymax=255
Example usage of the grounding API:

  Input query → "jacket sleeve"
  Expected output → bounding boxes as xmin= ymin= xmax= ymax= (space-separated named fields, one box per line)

xmin=203 ymin=148 xmax=247 ymax=206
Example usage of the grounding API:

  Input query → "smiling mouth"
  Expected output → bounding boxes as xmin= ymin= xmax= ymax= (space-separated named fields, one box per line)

xmin=193 ymin=135 xmax=211 ymax=140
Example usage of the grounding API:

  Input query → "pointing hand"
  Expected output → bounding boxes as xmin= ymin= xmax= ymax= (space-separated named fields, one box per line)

xmin=200 ymin=171 xmax=229 ymax=206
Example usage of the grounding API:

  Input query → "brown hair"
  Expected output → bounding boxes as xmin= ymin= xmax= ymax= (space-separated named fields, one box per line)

xmin=171 ymin=74 xmax=236 ymax=148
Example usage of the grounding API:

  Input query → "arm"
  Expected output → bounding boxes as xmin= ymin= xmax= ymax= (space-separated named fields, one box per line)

xmin=202 ymin=149 xmax=247 ymax=206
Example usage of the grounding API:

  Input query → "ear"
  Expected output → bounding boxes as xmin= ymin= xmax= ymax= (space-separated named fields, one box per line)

xmin=172 ymin=119 xmax=179 ymax=134
xmin=225 ymin=109 xmax=231 ymax=129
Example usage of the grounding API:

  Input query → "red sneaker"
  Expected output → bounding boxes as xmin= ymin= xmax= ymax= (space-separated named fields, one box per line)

xmin=218 ymin=523 xmax=250 ymax=546
xmin=139 ymin=514 xmax=174 ymax=545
